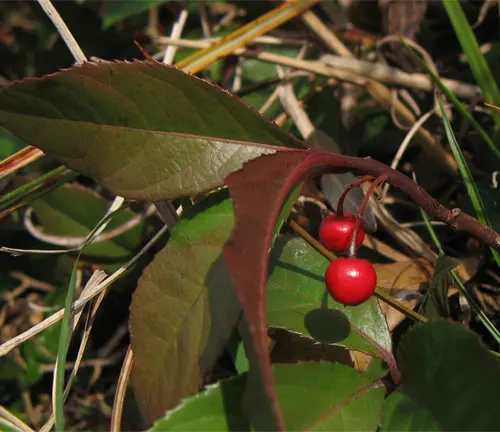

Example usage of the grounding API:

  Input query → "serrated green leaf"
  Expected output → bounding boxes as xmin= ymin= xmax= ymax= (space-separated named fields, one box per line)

xmin=151 ymin=362 xmax=385 ymax=431
xmin=130 ymin=194 xmax=241 ymax=423
xmin=267 ymin=236 xmax=391 ymax=356
xmin=382 ymin=390 xmax=439 ymax=431
xmin=0 ymin=61 xmax=301 ymax=201
xmin=398 ymin=320 xmax=500 ymax=431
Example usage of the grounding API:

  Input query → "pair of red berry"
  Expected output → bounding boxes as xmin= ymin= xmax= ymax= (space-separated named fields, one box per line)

xmin=319 ymin=213 xmax=377 ymax=306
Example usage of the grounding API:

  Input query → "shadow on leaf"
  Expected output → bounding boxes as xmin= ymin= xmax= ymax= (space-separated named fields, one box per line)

xmin=304 ymin=308 xmax=352 ymax=344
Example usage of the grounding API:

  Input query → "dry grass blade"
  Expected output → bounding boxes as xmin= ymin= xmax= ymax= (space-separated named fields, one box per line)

xmin=22 ymin=204 xmax=154 ymax=247
xmin=36 ymin=0 xmax=86 ymax=64
xmin=40 ymin=278 xmax=108 ymax=432
xmin=0 ymin=405 xmax=35 ymax=432
xmin=362 ymin=234 xmax=409 ymax=262
xmin=110 ymin=346 xmax=134 ymax=432
xmin=162 ymin=37 xmax=476 ymax=99
xmin=382 ymin=108 xmax=435 ymax=199
xmin=320 ymin=54 xmax=479 ymax=99
xmin=162 ymin=8 xmax=189 ymax=64
xmin=371 ymin=198 xmax=437 ymax=264
xmin=0 ymin=225 xmax=169 ymax=358
xmin=301 ymin=9 xmax=458 ymax=176
xmin=176 ymin=0 xmax=320 ymax=73
xmin=157 ymin=34 xmax=308 ymax=47
xmin=0 ymin=146 xmax=44 ymax=180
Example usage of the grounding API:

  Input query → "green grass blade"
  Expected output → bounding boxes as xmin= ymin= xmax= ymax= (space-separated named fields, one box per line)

xmin=54 ymin=203 xmax=129 ymax=430
xmin=401 ymin=39 xmax=500 ymax=159
xmin=437 ymin=98 xmax=500 ymax=267
xmin=0 ymin=167 xmax=77 ymax=217
xmin=443 ymin=0 xmax=500 ymax=120
xmin=419 ymin=206 xmax=500 ymax=346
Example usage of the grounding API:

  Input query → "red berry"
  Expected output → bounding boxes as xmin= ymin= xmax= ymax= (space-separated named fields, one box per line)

xmin=319 ymin=213 xmax=365 ymax=253
xmin=325 ymin=258 xmax=377 ymax=306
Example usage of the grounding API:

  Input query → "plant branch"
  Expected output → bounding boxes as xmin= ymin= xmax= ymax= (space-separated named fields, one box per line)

xmin=293 ymin=149 xmax=500 ymax=250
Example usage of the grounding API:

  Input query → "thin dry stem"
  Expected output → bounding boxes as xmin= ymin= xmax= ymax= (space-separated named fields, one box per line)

xmin=0 ymin=406 xmax=35 ymax=432
xmin=300 ymin=9 xmax=459 ymax=176
xmin=22 ymin=204 xmax=155 ymax=247
xmin=382 ymin=109 xmax=435 ymax=200
xmin=0 ymin=225 xmax=169 ymax=358
xmin=163 ymin=9 xmax=189 ymax=64
xmin=0 ymin=147 xmax=44 ymax=180
xmin=36 ymin=0 xmax=86 ymax=64
xmin=111 ymin=346 xmax=134 ymax=432
xmin=41 ymin=276 xmax=108 ymax=432
xmin=320 ymin=54 xmax=479 ymax=99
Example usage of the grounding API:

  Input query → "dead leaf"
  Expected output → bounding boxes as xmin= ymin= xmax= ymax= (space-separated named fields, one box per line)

xmin=375 ymin=259 xmax=433 ymax=330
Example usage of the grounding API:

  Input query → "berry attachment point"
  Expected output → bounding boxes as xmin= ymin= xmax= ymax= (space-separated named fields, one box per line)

xmin=319 ymin=213 xmax=365 ymax=254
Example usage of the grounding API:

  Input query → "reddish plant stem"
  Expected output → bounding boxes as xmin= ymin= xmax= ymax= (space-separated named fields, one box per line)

xmin=348 ymin=176 xmax=386 ymax=257
xmin=300 ymin=149 xmax=500 ymax=250
xmin=357 ymin=175 xmax=387 ymax=218
xmin=348 ymin=217 xmax=364 ymax=258
xmin=336 ymin=175 xmax=374 ymax=217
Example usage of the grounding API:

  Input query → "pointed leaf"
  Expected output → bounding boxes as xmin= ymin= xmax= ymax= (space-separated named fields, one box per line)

xmin=267 ymin=236 xmax=391 ymax=355
xmin=0 ymin=61 xmax=302 ymax=201
xmin=151 ymin=363 xmax=385 ymax=431
xmin=130 ymin=194 xmax=241 ymax=423
xmin=398 ymin=320 xmax=500 ymax=431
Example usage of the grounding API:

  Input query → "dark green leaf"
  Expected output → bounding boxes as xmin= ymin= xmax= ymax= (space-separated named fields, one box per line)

xmin=419 ymin=254 xmax=457 ymax=319
xmin=267 ymin=236 xmax=391 ymax=356
xmin=130 ymin=194 xmax=241 ymax=423
xmin=0 ymin=61 xmax=301 ymax=201
xmin=101 ymin=0 xmax=170 ymax=29
xmin=19 ymin=342 xmax=43 ymax=387
xmin=151 ymin=362 xmax=385 ymax=431
xmin=382 ymin=390 xmax=439 ymax=431
xmin=398 ymin=320 xmax=500 ymax=431
xmin=32 ymin=184 xmax=143 ymax=259
xmin=0 ymin=127 xmax=24 ymax=159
